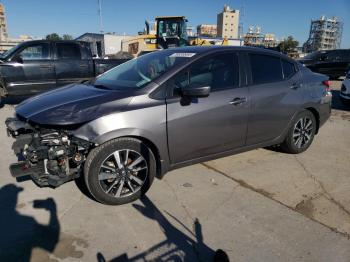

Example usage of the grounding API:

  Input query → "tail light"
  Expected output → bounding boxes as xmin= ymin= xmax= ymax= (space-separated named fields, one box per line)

xmin=322 ymin=80 xmax=332 ymax=93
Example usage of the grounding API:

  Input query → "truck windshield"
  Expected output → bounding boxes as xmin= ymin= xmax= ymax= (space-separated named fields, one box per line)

xmin=0 ymin=44 xmax=23 ymax=60
xmin=158 ymin=20 xmax=186 ymax=38
xmin=94 ymin=50 xmax=196 ymax=90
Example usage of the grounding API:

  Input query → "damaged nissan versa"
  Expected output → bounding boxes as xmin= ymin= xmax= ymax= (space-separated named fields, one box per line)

xmin=6 ymin=46 xmax=332 ymax=205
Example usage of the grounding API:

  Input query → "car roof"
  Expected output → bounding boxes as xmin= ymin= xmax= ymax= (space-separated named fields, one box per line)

xmin=166 ymin=45 xmax=292 ymax=61
xmin=17 ymin=39 xmax=87 ymax=45
xmin=168 ymin=45 xmax=283 ymax=55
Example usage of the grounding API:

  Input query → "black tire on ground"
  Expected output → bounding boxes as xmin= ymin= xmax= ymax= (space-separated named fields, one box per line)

xmin=281 ymin=110 xmax=316 ymax=154
xmin=340 ymin=97 xmax=350 ymax=106
xmin=84 ymin=137 xmax=156 ymax=205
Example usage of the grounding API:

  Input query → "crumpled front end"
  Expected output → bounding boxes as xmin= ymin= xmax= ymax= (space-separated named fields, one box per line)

xmin=6 ymin=116 xmax=93 ymax=187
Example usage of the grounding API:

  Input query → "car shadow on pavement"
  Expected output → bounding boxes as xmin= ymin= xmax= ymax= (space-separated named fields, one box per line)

xmin=0 ymin=183 xmax=60 ymax=261
xmin=332 ymin=90 xmax=350 ymax=111
xmin=96 ymin=196 xmax=229 ymax=262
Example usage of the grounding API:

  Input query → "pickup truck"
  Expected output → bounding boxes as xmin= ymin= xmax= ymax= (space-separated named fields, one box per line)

xmin=0 ymin=40 xmax=129 ymax=100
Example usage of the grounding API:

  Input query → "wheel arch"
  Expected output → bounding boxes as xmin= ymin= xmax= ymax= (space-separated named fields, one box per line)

xmin=305 ymin=107 xmax=320 ymax=134
xmin=124 ymin=135 xmax=164 ymax=179
xmin=92 ymin=131 xmax=167 ymax=179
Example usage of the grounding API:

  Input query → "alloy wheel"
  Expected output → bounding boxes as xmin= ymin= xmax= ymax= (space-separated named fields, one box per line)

xmin=98 ymin=149 xmax=148 ymax=198
xmin=293 ymin=117 xmax=313 ymax=149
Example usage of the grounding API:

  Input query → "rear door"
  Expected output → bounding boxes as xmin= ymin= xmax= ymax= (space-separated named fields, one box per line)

xmin=246 ymin=52 xmax=303 ymax=145
xmin=166 ymin=52 xmax=249 ymax=164
xmin=54 ymin=42 xmax=91 ymax=87
xmin=6 ymin=42 xmax=55 ymax=95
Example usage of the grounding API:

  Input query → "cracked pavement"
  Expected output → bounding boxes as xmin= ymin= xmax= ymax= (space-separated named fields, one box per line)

xmin=0 ymin=81 xmax=349 ymax=261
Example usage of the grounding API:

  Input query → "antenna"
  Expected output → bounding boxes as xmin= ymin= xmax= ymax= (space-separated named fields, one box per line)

xmin=98 ymin=0 xmax=103 ymax=33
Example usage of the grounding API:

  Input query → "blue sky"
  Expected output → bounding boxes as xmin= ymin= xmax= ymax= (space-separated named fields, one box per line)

xmin=2 ymin=0 xmax=350 ymax=48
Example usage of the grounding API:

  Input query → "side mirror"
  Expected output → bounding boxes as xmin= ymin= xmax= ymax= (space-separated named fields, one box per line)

xmin=12 ymin=55 xmax=23 ymax=63
xmin=181 ymin=83 xmax=211 ymax=98
xmin=319 ymin=55 xmax=327 ymax=61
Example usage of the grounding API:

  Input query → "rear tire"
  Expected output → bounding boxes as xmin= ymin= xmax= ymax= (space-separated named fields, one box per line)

xmin=84 ymin=137 xmax=156 ymax=205
xmin=281 ymin=110 xmax=316 ymax=154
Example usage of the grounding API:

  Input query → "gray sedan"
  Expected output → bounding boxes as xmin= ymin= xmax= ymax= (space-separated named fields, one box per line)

xmin=6 ymin=46 xmax=332 ymax=205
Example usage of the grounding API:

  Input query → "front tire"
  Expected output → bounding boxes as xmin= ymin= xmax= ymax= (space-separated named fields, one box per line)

xmin=281 ymin=110 xmax=316 ymax=154
xmin=84 ymin=138 xmax=156 ymax=205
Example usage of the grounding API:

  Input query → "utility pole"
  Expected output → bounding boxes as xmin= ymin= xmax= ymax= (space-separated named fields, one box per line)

xmin=98 ymin=0 xmax=103 ymax=33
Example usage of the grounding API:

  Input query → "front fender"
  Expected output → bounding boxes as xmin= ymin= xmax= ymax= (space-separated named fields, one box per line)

xmin=72 ymin=102 xmax=169 ymax=175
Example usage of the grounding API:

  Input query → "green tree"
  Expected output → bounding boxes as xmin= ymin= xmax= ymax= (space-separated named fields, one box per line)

xmin=45 ymin=33 xmax=61 ymax=40
xmin=62 ymin=34 xmax=73 ymax=40
xmin=278 ymin=36 xmax=299 ymax=53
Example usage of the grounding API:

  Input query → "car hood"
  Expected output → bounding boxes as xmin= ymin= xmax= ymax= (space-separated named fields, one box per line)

xmin=16 ymin=84 xmax=134 ymax=126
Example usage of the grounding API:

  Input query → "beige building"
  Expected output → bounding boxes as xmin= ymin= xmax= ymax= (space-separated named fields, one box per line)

xmin=0 ymin=3 xmax=34 ymax=53
xmin=0 ymin=35 xmax=34 ymax=53
xmin=0 ymin=3 xmax=8 ymax=42
xmin=197 ymin=24 xmax=217 ymax=37
xmin=217 ymin=5 xmax=239 ymax=39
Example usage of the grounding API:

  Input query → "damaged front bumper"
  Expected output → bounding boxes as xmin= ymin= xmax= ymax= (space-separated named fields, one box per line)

xmin=6 ymin=116 xmax=92 ymax=187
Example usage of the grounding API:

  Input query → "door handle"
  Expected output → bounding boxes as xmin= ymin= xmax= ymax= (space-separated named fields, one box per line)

xmin=39 ymin=64 xmax=53 ymax=69
xmin=79 ymin=64 xmax=88 ymax=68
xmin=229 ymin=97 xmax=247 ymax=105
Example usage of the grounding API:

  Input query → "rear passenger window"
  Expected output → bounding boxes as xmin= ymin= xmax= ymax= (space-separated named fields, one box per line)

xmin=282 ymin=60 xmax=296 ymax=79
xmin=56 ymin=43 xmax=81 ymax=60
xmin=250 ymin=54 xmax=283 ymax=84
xmin=189 ymin=53 xmax=239 ymax=90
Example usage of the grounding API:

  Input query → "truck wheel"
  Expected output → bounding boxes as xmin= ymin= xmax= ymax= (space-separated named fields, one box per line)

xmin=281 ymin=110 xmax=316 ymax=154
xmin=84 ymin=138 xmax=156 ymax=205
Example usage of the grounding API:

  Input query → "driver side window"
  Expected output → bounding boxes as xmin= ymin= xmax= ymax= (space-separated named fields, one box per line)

xmin=17 ymin=43 xmax=50 ymax=61
xmin=170 ymin=53 xmax=239 ymax=96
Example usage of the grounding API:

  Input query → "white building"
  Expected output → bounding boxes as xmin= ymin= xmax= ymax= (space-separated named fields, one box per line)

xmin=76 ymin=33 xmax=132 ymax=57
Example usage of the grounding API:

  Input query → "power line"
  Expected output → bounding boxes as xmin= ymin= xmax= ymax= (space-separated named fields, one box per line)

xmin=98 ymin=0 xmax=103 ymax=33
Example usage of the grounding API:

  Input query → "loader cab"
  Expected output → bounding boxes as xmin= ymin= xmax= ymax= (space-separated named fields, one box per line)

xmin=155 ymin=16 xmax=188 ymax=49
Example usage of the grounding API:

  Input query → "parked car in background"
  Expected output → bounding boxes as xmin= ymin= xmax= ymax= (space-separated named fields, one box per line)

xmin=340 ymin=71 xmax=350 ymax=105
xmin=299 ymin=49 xmax=350 ymax=79
xmin=0 ymin=40 xmax=130 ymax=102
xmin=6 ymin=46 xmax=332 ymax=205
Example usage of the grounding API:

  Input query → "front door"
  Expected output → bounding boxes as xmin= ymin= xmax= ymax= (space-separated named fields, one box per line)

xmin=166 ymin=52 xmax=249 ymax=164
xmin=6 ymin=42 xmax=55 ymax=95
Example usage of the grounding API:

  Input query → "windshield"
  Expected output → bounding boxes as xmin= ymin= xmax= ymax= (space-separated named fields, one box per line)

xmin=0 ymin=43 xmax=24 ymax=59
xmin=158 ymin=19 xmax=187 ymax=38
xmin=94 ymin=49 xmax=196 ymax=90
